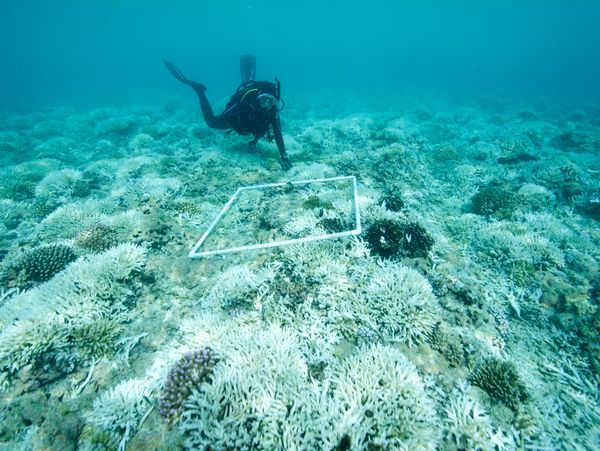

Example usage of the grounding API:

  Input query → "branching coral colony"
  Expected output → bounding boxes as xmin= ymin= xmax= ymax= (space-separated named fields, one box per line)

xmin=1 ymin=97 xmax=599 ymax=450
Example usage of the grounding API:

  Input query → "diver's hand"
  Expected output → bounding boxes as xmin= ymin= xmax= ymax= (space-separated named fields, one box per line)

xmin=281 ymin=156 xmax=292 ymax=171
xmin=248 ymin=137 xmax=259 ymax=151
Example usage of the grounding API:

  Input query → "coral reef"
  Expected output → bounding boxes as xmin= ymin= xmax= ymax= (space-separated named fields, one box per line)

xmin=469 ymin=357 xmax=529 ymax=410
xmin=0 ymin=95 xmax=599 ymax=449
xmin=365 ymin=218 xmax=434 ymax=259
xmin=380 ymin=190 xmax=405 ymax=212
xmin=74 ymin=223 xmax=119 ymax=253
xmin=0 ymin=243 xmax=146 ymax=383
xmin=3 ymin=244 xmax=77 ymax=288
xmin=354 ymin=261 xmax=440 ymax=346
xmin=471 ymin=184 xmax=516 ymax=218
xmin=180 ymin=326 xmax=313 ymax=450
xmin=85 ymin=378 xmax=153 ymax=448
xmin=442 ymin=384 xmax=514 ymax=449
xmin=158 ymin=347 xmax=219 ymax=423
xmin=330 ymin=344 xmax=440 ymax=450
xmin=429 ymin=323 xmax=465 ymax=367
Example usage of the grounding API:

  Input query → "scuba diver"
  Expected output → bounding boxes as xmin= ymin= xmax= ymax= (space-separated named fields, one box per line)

xmin=163 ymin=55 xmax=291 ymax=170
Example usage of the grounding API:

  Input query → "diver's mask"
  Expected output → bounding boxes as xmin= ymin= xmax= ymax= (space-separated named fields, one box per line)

xmin=258 ymin=93 xmax=277 ymax=111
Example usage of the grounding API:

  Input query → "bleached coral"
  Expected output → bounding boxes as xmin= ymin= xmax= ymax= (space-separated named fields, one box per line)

xmin=353 ymin=261 xmax=440 ymax=346
xmin=128 ymin=133 xmax=155 ymax=153
xmin=0 ymin=318 xmax=69 ymax=376
xmin=282 ymin=211 xmax=320 ymax=237
xmin=330 ymin=343 xmax=440 ymax=450
xmin=0 ymin=314 xmax=122 ymax=377
xmin=517 ymin=183 xmax=556 ymax=211
xmin=35 ymin=201 xmax=142 ymax=242
xmin=0 ymin=244 xmax=146 ymax=377
xmin=35 ymin=168 xmax=83 ymax=198
xmin=86 ymin=378 xmax=153 ymax=443
xmin=442 ymin=384 xmax=514 ymax=450
xmin=291 ymin=163 xmax=338 ymax=180
xmin=113 ymin=175 xmax=182 ymax=206
xmin=180 ymin=325 xmax=311 ymax=450
xmin=34 ymin=200 xmax=108 ymax=240
xmin=471 ymin=222 xmax=566 ymax=282
xmin=205 ymin=263 xmax=277 ymax=310
xmin=178 ymin=320 xmax=440 ymax=451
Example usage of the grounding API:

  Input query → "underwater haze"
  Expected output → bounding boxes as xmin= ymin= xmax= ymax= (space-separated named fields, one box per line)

xmin=1 ymin=1 xmax=600 ymax=450
xmin=1 ymin=0 xmax=600 ymax=106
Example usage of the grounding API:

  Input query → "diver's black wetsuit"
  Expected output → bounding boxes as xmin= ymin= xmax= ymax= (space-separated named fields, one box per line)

xmin=164 ymin=55 xmax=291 ymax=170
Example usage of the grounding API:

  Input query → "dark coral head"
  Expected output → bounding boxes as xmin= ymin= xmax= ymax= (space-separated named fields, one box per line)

xmin=6 ymin=243 xmax=77 ymax=287
xmin=380 ymin=192 xmax=405 ymax=212
xmin=471 ymin=185 xmax=516 ymax=218
xmin=365 ymin=218 xmax=434 ymax=259
xmin=158 ymin=347 xmax=220 ymax=423
xmin=468 ymin=357 xmax=528 ymax=410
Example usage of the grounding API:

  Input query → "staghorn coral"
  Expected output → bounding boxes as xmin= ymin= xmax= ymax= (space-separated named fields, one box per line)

xmin=3 ymin=243 xmax=145 ymax=320
xmin=0 ymin=244 xmax=146 ymax=380
xmin=516 ymin=183 xmax=556 ymax=211
xmin=354 ymin=261 xmax=440 ymax=346
xmin=282 ymin=211 xmax=320 ymax=238
xmin=180 ymin=325 xmax=312 ymax=450
xmin=0 ymin=319 xmax=70 ymax=377
xmin=205 ymin=264 xmax=276 ymax=311
xmin=35 ymin=169 xmax=83 ymax=198
xmin=330 ymin=343 xmax=440 ymax=450
xmin=157 ymin=347 xmax=219 ymax=423
xmin=7 ymin=181 xmax=37 ymax=201
xmin=34 ymin=200 xmax=106 ymax=240
xmin=128 ymin=133 xmax=155 ymax=153
xmin=85 ymin=378 xmax=152 ymax=448
xmin=469 ymin=357 xmax=529 ymax=410
xmin=32 ymin=198 xmax=61 ymax=220
xmin=69 ymin=317 xmax=123 ymax=363
xmin=4 ymin=243 xmax=77 ymax=288
xmin=442 ymin=384 xmax=514 ymax=450
xmin=0 ymin=316 xmax=122 ymax=380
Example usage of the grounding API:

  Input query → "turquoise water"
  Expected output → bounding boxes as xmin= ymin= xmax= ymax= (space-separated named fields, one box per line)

xmin=2 ymin=1 xmax=600 ymax=106
xmin=1 ymin=2 xmax=599 ymax=450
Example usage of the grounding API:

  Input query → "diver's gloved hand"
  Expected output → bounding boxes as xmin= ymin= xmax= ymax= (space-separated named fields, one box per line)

xmin=248 ymin=137 xmax=259 ymax=151
xmin=281 ymin=155 xmax=292 ymax=171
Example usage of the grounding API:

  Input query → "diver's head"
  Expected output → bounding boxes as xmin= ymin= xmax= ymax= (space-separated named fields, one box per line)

xmin=257 ymin=93 xmax=277 ymax=111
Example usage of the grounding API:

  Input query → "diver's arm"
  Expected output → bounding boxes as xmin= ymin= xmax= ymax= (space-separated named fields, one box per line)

xmin=272 ymin=116 xmax=291 ymax=170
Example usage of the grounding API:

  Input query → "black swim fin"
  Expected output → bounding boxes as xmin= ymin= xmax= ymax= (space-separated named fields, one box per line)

xmin=163 ymin=59 xmax=206 ymax=91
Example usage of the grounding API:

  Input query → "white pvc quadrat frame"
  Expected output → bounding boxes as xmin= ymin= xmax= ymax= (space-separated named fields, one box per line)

xmin=189 ymin=175 xmax=362 ymax=258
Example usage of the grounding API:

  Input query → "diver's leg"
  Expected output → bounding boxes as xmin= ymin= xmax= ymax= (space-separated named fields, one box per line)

xmin=240 ymin=55 xmax=256 ymax=83
xmin=193 ymin=88 xmax=229 ymax=130
xmin=163 ymin=60 xmax=228 ymax=129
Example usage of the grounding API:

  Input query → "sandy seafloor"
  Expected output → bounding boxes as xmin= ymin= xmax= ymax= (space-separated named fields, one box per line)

xmin=0 ymin=94 xmax=599 ymax=450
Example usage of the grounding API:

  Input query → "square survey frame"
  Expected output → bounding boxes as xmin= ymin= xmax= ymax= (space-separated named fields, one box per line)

xmin=189 ymin=175 xmax=362 ymax=258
